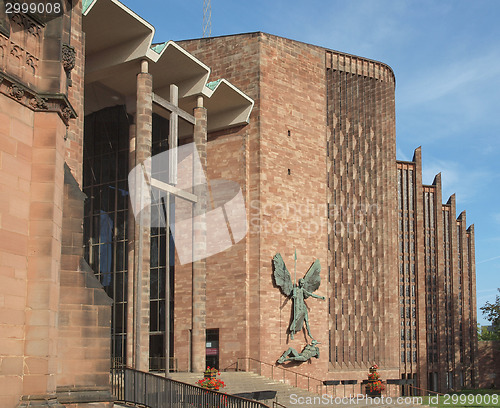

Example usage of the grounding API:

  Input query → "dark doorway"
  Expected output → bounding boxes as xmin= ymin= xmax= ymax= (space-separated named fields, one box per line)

xmin=206 ymin=329 xmax=219 ymax=369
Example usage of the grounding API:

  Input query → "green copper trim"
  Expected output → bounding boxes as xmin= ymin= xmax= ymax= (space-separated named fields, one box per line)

xmin=82 ymin=0 xmax=95 ymax=14
xmin=151 ymin=42 xmax=167 ymax=54
xmin=206 ymin=79 xmax=221 ymax=91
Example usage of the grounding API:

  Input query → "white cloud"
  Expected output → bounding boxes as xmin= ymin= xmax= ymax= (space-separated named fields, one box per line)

xmin=478 ymin=255 xmax=500 ymax=265
xmin=398 ymin=51 xmax=500 ymax=110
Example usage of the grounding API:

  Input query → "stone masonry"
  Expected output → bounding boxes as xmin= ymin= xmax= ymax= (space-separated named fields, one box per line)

xmin=0 ymin=4 xmax=112 ymax=408
xmin=178 ymin=32 xmax=477 ymax=393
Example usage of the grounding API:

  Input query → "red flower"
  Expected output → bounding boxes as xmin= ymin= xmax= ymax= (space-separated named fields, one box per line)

xmin=366 ymin=380 xmax=385 ymax=392
xmin=196 ymin=368 xmax=226 ymax=391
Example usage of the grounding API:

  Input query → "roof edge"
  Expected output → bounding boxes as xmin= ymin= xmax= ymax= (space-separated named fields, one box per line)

xmin=177 ymin=31 xmax=396 ymax=80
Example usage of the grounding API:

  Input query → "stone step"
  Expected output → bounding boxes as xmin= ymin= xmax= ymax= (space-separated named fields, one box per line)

xmin=167 ymin=371 xmax=430 ymax=408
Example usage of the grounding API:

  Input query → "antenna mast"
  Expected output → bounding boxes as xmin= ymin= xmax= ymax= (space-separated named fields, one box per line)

xmin=203 ymin=0 xmax=212 ymax=37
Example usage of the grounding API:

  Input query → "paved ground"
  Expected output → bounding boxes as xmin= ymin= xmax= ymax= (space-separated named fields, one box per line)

xmin=169 ymin=371 xmax=429 ymax=408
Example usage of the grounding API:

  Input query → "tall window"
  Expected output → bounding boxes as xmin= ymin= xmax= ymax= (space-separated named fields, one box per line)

xmin=84 ymin=108 xmax=177 ymax=370
xmin=149 ymin=114 xmax=175 ymax=371
xmin=83 ymin=106 xmax=130 ymax=366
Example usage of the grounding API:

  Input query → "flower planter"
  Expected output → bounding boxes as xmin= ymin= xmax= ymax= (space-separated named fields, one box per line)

xmin=197 ymin=367 xmax=225 ymax=391
xmin=365 ymin=364 xmax=385 ymax=397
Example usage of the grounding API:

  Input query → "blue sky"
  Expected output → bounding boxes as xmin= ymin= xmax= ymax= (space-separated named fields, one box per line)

xmin=119 ymin=0 xmax=500 ymax=325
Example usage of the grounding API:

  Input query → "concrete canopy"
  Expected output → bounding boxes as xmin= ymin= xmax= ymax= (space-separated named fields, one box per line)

xmin=83 ymin=0 xmax=253 ymax=134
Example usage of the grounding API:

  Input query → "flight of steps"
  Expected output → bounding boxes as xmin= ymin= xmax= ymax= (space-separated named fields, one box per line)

xmin=171 ymin=371 xmax=315 ymax=406
xmin=169 ymin=371 xmax=429 ymax=408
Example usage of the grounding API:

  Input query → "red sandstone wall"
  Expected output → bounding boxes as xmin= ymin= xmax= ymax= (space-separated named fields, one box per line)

xmin=0 ymin=101 xmax=67 ymax=406
xmin=0 ymin=92 xmax=34 ymax=408
xmin=412 ymin=147 xmax=428 ymax=391
xmin=478 ymin=341 xmax=500 ymax=389
xmin=396 ymin=159 xmax=430 ymax=391
xmin=176 ymin=33 xmax=262 ymax=372
xmin=57 ymin=167 xmax=112 ymax=399
xmin=179 ymin=33 xmax=403 ymax=387
xmin=327 ymin=51 xmax=399 ymax=383
xmin=65 ymin=0 xmax=85 ymax=187
xmin=179 ymin=33 xmax=330 ymax=381
xmin=146 ymin=31 xmax=477 ymax=397
xmin=57 ymin=3 xmax=113 ymax=404
xmin=397 ymin=148 xmax=479 ymax=394
xmin=0 ymin=13 xmax=43 ymax=407
xmin=257 ymin=34 xmax=329 ymax=379
xmin=0 ymin=4 xmax=112 ymax=407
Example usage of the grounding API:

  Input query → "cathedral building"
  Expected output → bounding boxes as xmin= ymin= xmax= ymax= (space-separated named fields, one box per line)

xmin=179 ymin=32 xmax=478 ymax=393
xmin=0 ymin=1 xmax=477 ymax=407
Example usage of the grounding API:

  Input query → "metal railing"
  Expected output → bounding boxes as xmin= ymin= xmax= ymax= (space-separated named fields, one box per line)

xmin=111 ymin=367 xmax=271 ymax=408
xmin=409 ymin=384 xmax=445 ymax=397
xmin=234 ymin=357 xmax=325 ymax=395
xmin=149 ymin=356 xmax=179 ymax=372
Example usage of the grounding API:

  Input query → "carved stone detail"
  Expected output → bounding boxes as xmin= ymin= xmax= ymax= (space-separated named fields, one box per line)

xmin=0 ymin=35 xmax=7 ymax=56
xmin=27 ymin=21 xmax=41 ymax=38
xmin=10 ymin=44 xmax=22 ymax=59
xmin=9 ymin=84 xmax=24 ymax=100
xmin=62 ymin=44 xmax=76 ymax=72
xmin=11 ymin=14 xmax=24 ymax=29
xmin=62 ymin=107 xmax=73 ymax=121
xmin=26 ymin=53 xmax=38 ymax=75
xmin=0 ymin=72 xmax=77 ymax=125
xmin=30 ymin=96 xmax=48 ymax=110
xmin=9 ymin=13 xmax=41 ymax=37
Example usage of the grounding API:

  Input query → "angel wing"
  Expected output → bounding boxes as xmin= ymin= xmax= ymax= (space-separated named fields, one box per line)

xmin=302 ymin=259 xmax=321 ymax=298
xmin=273 ymin=253 xmax=293 ymax=297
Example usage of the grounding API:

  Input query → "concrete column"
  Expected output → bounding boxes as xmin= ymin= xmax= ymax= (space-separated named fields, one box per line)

xmin=20 ymin=112 xmax=66 ymax=408
xmin=191 ymin=96 xmax=207 ymax=372
xmin=133 ymin=60 xmax=152 ymax=372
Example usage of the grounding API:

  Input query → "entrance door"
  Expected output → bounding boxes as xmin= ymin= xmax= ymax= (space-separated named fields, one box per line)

xmin=206 ymin=329 xmax=219 ymax=369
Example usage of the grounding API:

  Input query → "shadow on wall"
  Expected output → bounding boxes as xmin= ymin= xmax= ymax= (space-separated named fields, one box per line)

xmin=478 ymin=341 xmax=500 ymax=389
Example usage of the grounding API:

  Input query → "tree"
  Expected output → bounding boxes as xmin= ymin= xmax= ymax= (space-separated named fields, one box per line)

xmin=480 ymin=288 xmax=500 ymax=340
xmin=478 ymin=324 xmax=500 ymax=341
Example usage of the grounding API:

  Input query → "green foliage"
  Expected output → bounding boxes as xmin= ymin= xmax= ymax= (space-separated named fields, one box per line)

xmin=480 ymin=289 xmax=500 ymax=340
xmin=478 ymin=325 xmax=500 ymax=341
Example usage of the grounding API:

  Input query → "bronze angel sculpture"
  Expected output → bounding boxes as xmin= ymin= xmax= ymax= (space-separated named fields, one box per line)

xmin=273 ymin=253 xmax=325 ymax=341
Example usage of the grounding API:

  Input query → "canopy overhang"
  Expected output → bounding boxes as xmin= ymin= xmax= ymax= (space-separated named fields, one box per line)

xmin=83 ymin=0 xmax=253 ymax=133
